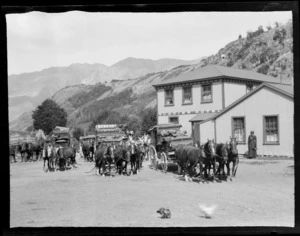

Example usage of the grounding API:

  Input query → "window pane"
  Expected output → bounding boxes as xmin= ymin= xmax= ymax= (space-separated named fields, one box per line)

xmin=183 ymin=87 xmax=192 ymax=103
xmin=165 ymin=89 xmax=174 ymax=105
xmin=202 ymin=85 xmax=212 ymax=101
xmin=233 ymin=118 xmax=245 ymax=142
xmin=170 ymin=117 xmax=178 ymax=124
xmin=265 ymin=116 xmax=278 ymax=142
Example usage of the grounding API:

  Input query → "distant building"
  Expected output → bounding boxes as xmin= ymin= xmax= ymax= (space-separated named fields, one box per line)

xmin=152 ymin=65 xmax=294 ymax=157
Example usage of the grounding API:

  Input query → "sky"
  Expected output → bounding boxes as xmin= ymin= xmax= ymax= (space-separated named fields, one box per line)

xmin=6 ymin=11 xmax=292 ymax=75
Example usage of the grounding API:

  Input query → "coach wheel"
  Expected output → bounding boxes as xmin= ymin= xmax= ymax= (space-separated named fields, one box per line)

xmin=148 ymin=146 xmax=157 ymax=168
xmin=161 ymin=152 xmax=168 ymax=173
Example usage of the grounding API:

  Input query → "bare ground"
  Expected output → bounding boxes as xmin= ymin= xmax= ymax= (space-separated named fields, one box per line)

xmin=10 ymin=154 xmax=294 ymax=227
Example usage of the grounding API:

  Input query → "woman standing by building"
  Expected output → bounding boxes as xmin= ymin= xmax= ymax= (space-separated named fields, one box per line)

xmin=248 ymin=131 xmax=257 ymax=158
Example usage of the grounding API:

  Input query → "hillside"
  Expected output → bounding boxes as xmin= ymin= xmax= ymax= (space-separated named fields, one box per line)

xmin=8 ymin=58 xmax=200 ymax=122
xmin=200 ymin=20 xmax=293 ymax=84
xmin=9 ymin=20 xmax=293 ymax=132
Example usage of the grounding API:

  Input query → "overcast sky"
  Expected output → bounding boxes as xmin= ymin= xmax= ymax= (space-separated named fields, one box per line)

xmin=6 ymin=11 xmax=292 ymax=75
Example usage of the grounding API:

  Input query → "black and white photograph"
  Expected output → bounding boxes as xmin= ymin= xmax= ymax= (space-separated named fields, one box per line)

xmin=5 ymin=4 xmax=297 ymax=229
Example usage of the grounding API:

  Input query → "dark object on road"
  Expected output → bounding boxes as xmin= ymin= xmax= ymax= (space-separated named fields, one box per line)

xmin=157 ymin=208 xmax=171 ymax=219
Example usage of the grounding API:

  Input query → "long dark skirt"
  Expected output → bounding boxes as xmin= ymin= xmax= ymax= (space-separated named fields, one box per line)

xmin=248 ymin=148 xmax=257 ymax=158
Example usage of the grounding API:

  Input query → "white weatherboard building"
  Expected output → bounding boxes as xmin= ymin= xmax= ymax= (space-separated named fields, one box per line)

xmin=153 ymin=65 xmax=294 ymax=157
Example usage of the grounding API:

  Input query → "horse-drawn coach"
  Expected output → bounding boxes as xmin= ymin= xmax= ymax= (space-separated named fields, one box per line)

xmin=92 ymin=124 xmax=128 ymax=175
xmin=95 ymin=124 xmax=126 ymax=146
xmin=147 ymin=123 xmax=193 ymax=172
xmin=50 ymin=126 xmax=76 ymax=170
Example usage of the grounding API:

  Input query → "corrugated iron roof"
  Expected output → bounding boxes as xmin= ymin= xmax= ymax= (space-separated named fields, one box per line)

xmin=198 ymin=82 xmax=294 ymax=125
xmin=148 ymin=123 xmax=182 ymax=132
xmin=266 ymin=83 xmax=294 ymax=96
xmin=153 ymin=65 xmax=288 ymax=87
xmin=53 ymin=126 xmax=70 ymax=134
xmin=189 ymin=112 xmax=219 ymax=122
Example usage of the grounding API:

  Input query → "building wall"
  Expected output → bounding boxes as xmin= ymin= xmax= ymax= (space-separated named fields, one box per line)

xmin=157 ymin=82 xmax=223 ymax=115
xmin=199 ymin=120 xmax=215 ymax=144
xmin=156 ymin=82 xmax=223 ymax=135
xmin=224 ymin=82 xmax=246 ymax=107
xmin=214 ymin=87 xmax=294 ymax=156
xmin=158 ymin=114 xmax=195 ymax=136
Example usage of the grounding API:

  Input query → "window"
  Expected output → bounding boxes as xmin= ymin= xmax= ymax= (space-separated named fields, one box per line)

xmin=169 ymin=117 xmax=179 ymax=124
xmin=246 ymin=84 xmax=253 ymax=93
xmin=165 ymin=89 xmax=174 ymax=106
xmin=201 ymin=84 xmax=212 ymax=103
xmin=264 ymin=116 xmax=279 ymax=144
xmin=182 ymin=86 xmax=192 ymax=104
xmin=232 ymin=117 xmax=245 ymax=143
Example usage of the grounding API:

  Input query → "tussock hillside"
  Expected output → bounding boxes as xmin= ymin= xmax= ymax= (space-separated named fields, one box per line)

xmin=200 ymin=20 xmax=293 ymax=84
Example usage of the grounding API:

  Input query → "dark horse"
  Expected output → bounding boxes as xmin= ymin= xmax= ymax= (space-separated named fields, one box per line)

xmin=56 ymin=147 xmax=76 ymax=171
xmin=94 ymin=144 xmax=115 ymax=176
xmin=19 ymin=142 xmax=32 ymax=162
xmin=9 ymin=145 xmax=17 ymax=163
xmin=175 ymin=144 xmax=204 ymax=182
xmin=203 ymin=139 xmax=217 ymax=179
xmin=31 ymin=143 xmax=43 ymax=161
xmin=215 ymin=143 xmax=229 ymax=180
xmin=226 ymin=137 xmax=239 ymax=180
xmin=114 ymin=144 xmax=131 ymax=175
xmin=82 ymin=142 xmax=93 ymax=162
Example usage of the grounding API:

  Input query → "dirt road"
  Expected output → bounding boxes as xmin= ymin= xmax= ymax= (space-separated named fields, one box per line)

xmin=10 ymin=155 xmax=294 ymax=227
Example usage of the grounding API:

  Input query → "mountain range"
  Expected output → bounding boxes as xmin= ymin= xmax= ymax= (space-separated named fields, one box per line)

xmin=8 ymin=57 xmax=201 ymax=123
xmin=9 ymin=20 xmax=293 ymax=132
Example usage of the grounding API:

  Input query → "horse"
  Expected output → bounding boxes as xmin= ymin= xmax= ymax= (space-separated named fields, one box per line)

xmin=56 ymin=146 xmax=76 ymax=171
xmin=82 ymin=142 xmax=92 ymax=162
xmin=138 ymin=134 xmax=151 ymax=161
xmin=127 ymin=141 xmax=143 ymax=175
xmin=215 ymin=143 xmax=229 ymax=180
xmin=94 ymin=144 xmax=115 ymax=176
xmin=30 ymin=143 xmax=43 ymax=161
xmin=19 ymin=142 xmax=31 ymax=162
xmin=174 ymin=144 xmax=187 ymax=175
xmin=89 ymin=142 xmax=95 ymax=162
xmin=203 ymin=139 xmax=217 ymax=179
xmin=114 ymin=145 xmax=131 ymax=175
xmin=226 ymin=137 xmax=239 ymax=180
xmin=174 ymin=144 xmax=204 ymax=181
xmin=9 ymin=145 xmax=17 ymax=163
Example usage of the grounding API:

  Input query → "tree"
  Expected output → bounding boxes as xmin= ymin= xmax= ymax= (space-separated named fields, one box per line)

xmin=32 ymin=99 xmax=68 ymax=135
xmin=72 ymin=127 xmax=84 ymax=141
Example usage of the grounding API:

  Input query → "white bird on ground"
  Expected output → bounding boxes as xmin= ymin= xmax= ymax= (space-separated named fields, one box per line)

xmin=198 ymin=203 xmax=218 ymax=219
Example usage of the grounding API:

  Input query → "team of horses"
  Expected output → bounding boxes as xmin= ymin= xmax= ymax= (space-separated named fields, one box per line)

xmin=9 ymin=142 xmax=43 ymax=163
xmin=9 ymin=142 xmax=77 ymax=172
xmin=175 ymin=137 xmax=239 ymax=182
xmin=85 ymin=139 xmax=147 ymax=177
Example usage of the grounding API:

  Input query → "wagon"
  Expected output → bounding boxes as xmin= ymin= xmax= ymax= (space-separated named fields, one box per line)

xmin=52 ymin=126 xmax=71 ymax=149
xmin=95 ymin=124 xmax=127 ymax=146
xmin=147 ymin=124 xmax=193 ymax=172
xmin=80 ymin=135 xmax=96 ymax=144
xmin=95 ymin=124 xmax=127 ymax=171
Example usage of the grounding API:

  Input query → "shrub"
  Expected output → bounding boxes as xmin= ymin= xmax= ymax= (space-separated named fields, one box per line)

xmin=257 ymin=64 xmax=269 ymax=75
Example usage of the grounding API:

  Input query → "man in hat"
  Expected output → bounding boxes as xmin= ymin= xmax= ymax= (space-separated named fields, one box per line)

xmin=248 ymin=130 xmax=257 ymax=158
